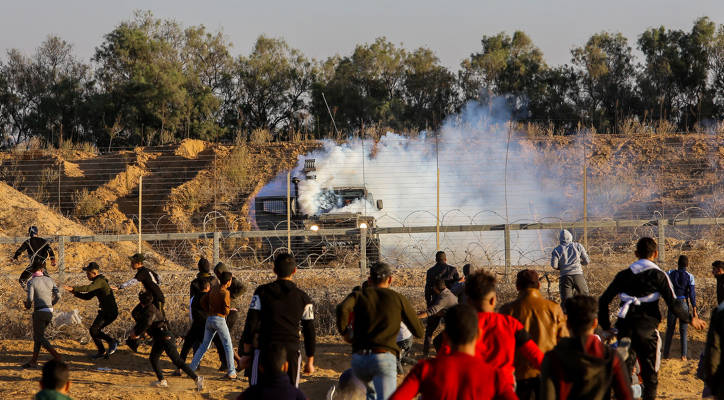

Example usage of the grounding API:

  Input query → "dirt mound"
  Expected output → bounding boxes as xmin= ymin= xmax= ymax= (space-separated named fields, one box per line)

xmin=61 ymin=159 xmax=84 ymax=177
xmin=0 ymin=182 xmax=182 ymax=272
xmin=174 ymin=138 xmax=207 ymax=159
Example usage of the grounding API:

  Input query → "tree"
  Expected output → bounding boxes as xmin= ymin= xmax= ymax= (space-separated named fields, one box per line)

xmin=93 ymin=11 xmax=191 ymax=145
xmin=571 ymin=32 xmax=637 ymax=131
xmin=459 ymin=31 xmax=548 ymax=118
xmin=401 ymin=48 xmax=458 ymax=131
xmin=637 ymin=17 xmax=715 ymax=129
xmin=223 ymin=35 xmax=316 ymax=139
xmin=311 ymin=37 xmax=409 ymax=135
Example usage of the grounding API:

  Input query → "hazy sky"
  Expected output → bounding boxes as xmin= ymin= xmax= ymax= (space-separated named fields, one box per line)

xmin=2 ymin=1 xmax=723 ymax=69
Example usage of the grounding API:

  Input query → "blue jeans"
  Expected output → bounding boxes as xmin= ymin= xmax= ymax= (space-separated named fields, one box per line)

xmin=351 ymin=352 xmax=398 ymax=400
xmin=189 ymin=316 xmax=236 ymax=375
xmin=663 ymin=299 xmax=688 ymax=358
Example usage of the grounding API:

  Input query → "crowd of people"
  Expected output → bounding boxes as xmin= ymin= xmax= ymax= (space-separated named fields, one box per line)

xmin=11 ymin=225 xmax=724 ymax=400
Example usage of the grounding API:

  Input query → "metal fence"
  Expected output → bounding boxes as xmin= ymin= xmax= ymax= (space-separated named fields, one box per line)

xmin=3 ymin=216 xmax=723 ymax=283
xmin=1 ymin=131 xmax=723 ymax=272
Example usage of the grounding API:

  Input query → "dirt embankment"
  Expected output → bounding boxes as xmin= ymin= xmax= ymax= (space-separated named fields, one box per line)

xmin=0 ymin=182 xmax=182 ymax=273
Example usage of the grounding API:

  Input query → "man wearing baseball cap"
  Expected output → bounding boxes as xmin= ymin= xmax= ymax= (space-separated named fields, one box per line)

xmin=117 ymin=253 xmax=165 ymax=314
xmin=64 ymin=262 xmax=119 ymax=359
xmin=336 ymin=262 xmax=424 ymax=400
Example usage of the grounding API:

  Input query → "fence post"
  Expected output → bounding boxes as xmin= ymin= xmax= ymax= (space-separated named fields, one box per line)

xmin=504 ymin=224 xmax=511 ymax=282
xmin=360 ymin=226 xmax=367 ymax=277
xmin=213 ymin=231 xmax=220 ymax=266
xmin=57 ymin=236 xmax=65 ymax=282
xmin=657 ymin=219 xmax=666 ymax=266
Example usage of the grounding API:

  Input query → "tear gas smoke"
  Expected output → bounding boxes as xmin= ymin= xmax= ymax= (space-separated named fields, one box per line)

xmin=256 ymin=102 xmax=576 ymax=267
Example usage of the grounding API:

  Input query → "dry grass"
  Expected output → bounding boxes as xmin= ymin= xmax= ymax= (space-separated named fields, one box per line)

xmin=72 ymin=188 xmax=105 ymax=217
xmin=250 ymin=128 xmax=273 ymax=144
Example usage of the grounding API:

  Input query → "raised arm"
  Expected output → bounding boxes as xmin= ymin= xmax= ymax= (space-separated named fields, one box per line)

xmin=13 ymin=241 xmax=29 ymax=260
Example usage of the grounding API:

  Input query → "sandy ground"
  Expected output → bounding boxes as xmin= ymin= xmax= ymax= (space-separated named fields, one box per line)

xmin=0 ymin=325 xmax=711 ymax=400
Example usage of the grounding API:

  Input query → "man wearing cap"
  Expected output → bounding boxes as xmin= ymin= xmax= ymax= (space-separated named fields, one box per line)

xmin=337 ymin=262 xmax=424 ymax=400
xmin=500 ymin=269 xmax=568 ymax=400
xmin=13 ymin=226 xmax=56 ymax=288
xmin=64 ymin=262 xmax=119 ymax=359
xmin=117 ymin=253 xmax=165 ymax=315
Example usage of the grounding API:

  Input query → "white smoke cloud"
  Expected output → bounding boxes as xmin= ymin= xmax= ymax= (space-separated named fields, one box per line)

xmin=256 ymin=101 xmax=573 ymax=267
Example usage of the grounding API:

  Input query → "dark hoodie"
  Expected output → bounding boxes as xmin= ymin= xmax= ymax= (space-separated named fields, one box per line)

xmin=241 ymin=279 xmax=316 ymax=357
xmin=540 ymin=335 xmax=632 ymax=400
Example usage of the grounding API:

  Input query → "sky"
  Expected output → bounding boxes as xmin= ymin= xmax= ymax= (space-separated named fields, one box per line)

xmin=2 ymin=0 xmax=723 ymax=70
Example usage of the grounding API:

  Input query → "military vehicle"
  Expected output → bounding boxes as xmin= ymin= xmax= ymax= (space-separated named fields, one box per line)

xmin=254 ymin=159 xmax=382 ymax=267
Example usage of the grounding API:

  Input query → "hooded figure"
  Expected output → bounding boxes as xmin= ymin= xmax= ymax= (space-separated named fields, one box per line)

xmin=551 ymin=230 xmax=591 ymax=305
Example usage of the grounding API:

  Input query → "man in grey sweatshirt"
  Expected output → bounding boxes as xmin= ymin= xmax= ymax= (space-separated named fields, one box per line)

xmin=24 ymin=263 xmax=62 ymax=368
xmin=550 ymin=230 xmax=590 ymax=307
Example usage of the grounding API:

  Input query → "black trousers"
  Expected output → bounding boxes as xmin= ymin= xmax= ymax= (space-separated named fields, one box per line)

xmin=619 ymin=324 xmax=661 ymax=400
xmin=32 ymin=311 xmax=55 ymax=355
xmin=251 ymin=342 xmax=302 ymax=387
xmin=516 ymin=377 xmax=540 ymax=400
xmin=150 ymin=333 xmax=197 ymax=382
xmin=423 ymin=315 xmax=442 ymax=356
xmin=90 ymin=310 xmax=118 ymax=353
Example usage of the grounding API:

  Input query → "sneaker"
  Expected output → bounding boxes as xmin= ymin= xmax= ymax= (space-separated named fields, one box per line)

xmin=152 ymin=379 xmax=168 ymax=388
xmin=226 ymin=372 xmax=237 ymax=380
xmin=91 ymin=352 xmax=106 ymax=359
xmin=108 ymin=340 xmax=118 ymax=355
xmin=195 ymin=376 xmax=204 ymax=391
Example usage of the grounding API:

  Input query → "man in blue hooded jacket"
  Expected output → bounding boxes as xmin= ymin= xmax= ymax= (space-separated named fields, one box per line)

xmin=551 ymin=230 xmax=590 ymax=307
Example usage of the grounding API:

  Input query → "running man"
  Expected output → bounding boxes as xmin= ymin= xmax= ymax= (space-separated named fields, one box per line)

xmin=598 ymin=237 xmax=707 ymax=400
xmin=24 ymin=263 xmax=62 ymax=368
xmin=129 ymin=291 xmax=204 ymax=390
xmin=240 ymin=253 xmax=316 ymax=388
xmin=64 ymin=262 xmax=119 ymax=359
xmin=13 ymin=226 xmax=55 ymax=288
xmin=116 ymin=253 xmax=165 ymax=314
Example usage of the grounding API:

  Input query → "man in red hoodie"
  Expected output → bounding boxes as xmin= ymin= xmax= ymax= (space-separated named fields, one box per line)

xmin=390 ymin=303 xmax=517 ymax=400
xmin=439 ymin=270 xmax=543 ymax=391
xmin=540 ymin=295 xmax=632 ymax=400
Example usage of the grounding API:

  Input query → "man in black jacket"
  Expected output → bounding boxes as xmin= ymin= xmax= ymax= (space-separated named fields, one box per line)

xmin=424 ymin=251 xmax=460 ymax=307
xmin=598 ymin=237 xmax=707 ymax=400
xmin=13 ymin=226 xmax=55 ymax=288
xmin=64 ymin=262 xmax=118 ymax=359
xmin=117 ymin=253 xmax=165 ymax=314
xmin=130 ymin=291 xmax=204 ymax=390
xmin=240 ymin=253 xmax=315 ymax=388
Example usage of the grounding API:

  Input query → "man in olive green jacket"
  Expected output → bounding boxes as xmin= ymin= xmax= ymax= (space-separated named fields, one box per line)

xmin=64 ymin=262 xmax=119 ymax=359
